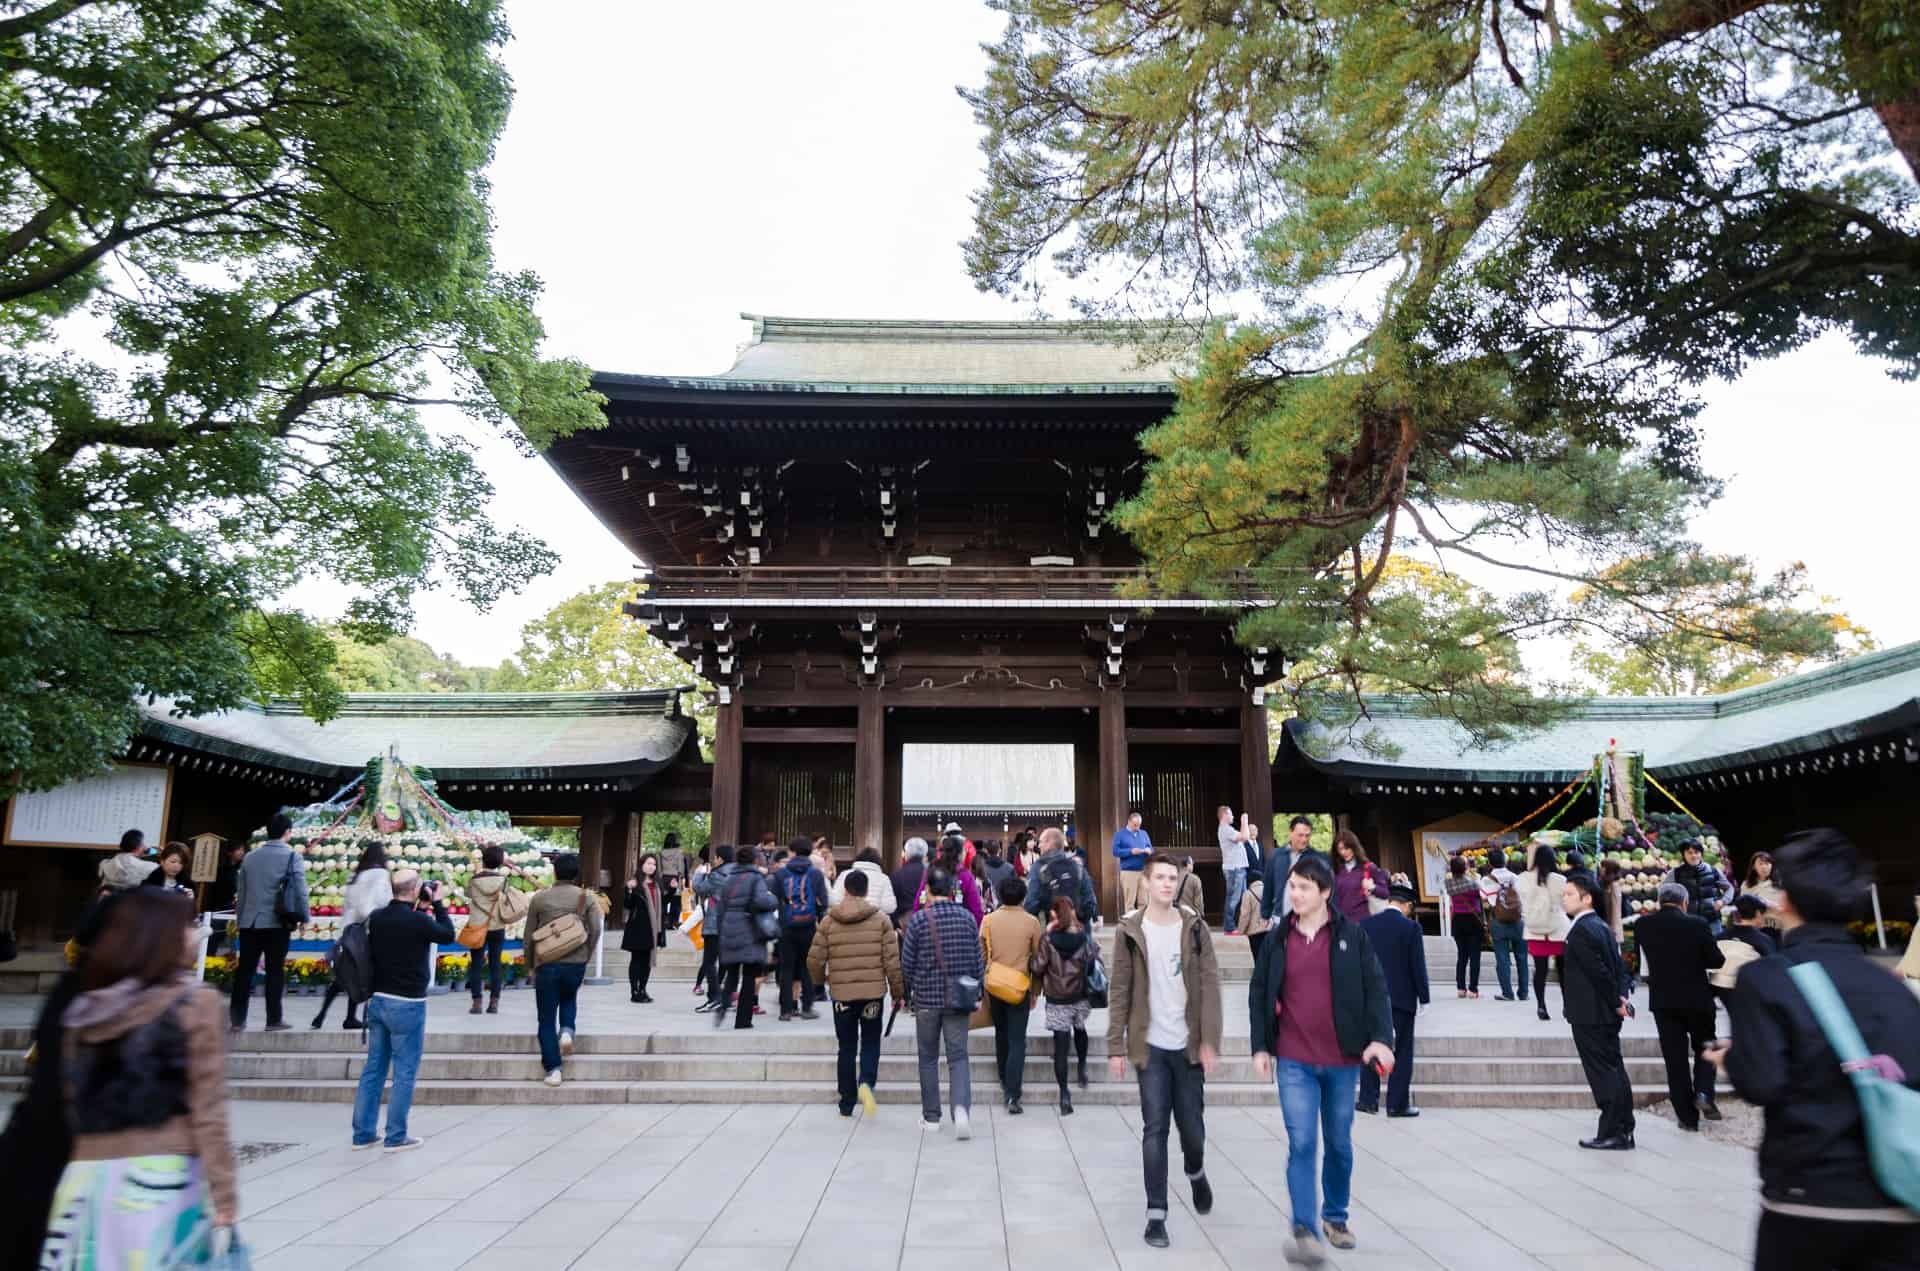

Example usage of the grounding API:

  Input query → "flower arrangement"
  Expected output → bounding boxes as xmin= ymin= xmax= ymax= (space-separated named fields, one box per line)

xmin=201 ymin=955 xmax=234 ymax=988
xmin=434 ymin=953 xmax=471 ymax=986
xmin=1850 ymin=920 xmax=1914 ymax=949
xmin=255 ymin=749 xmax=556 ymax=942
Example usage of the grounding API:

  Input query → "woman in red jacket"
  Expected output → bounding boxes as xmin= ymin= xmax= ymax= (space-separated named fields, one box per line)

xmin=1331 ymin=830 xmax=1389 ymax=923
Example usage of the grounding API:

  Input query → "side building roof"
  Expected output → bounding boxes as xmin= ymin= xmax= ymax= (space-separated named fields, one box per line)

xmin=133 ymin=690 xmax=699 ymax=787
xmin=1280 ymin=642 xmax=1920 ymax=784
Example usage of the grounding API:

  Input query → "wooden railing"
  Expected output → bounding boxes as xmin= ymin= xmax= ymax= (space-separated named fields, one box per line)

xmin=640 ymin=565 xmax=1266 ymax=603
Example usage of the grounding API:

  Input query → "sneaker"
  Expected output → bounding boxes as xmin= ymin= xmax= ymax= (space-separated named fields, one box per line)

xmin=383 ymin=1137 xmax=423 ymax=1153
xmin=1190 ymin=1173 xmax=1212 ymax=1215
xmin=953 ymin=1107 xmax=972 ymax=1141
xmin=1322 ymin=1220 xmax=1356 ymax=1250
xmin=1007 ymin=1097 xmax=1023 ymax=1116
xmin=921 ymin=1118 xmax=942 ymax=1133
xmin=543 ymin=1069 xmax=563 ymax=1088
xmin=350 ymin=1138 xmax=379 ymax=1151
xmin=1286 ymin=1225 xmax=1327 ymax=1266
xmin=858 ymin=1083 xmax=878 ymax=1118
xmin=1144 ymin=1219 xmax=1170 ymax=1248
xmin=559 ymin=1030 xmax=574 ymax=1057
xmin=779 ymin=1011 xmax=797 ymax=1022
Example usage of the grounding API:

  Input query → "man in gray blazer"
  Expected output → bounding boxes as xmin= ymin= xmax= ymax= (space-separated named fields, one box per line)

xmin=230 ymin=811 xmax=309 ymax=1032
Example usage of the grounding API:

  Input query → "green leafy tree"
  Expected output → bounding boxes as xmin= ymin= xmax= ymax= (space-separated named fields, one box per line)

xmin=0 ymin=0 xmax=601 ymax=793
xmin=964 ymin=0 xmax=1915 ymax=747
xmin=1571 ymin=561 xmax=1878 ymax=694
xmin=327 ymin=630 xmax=498 ymax=693
xmin=494 ymin=580 xmax=711 ymax=857
xmin=493 ymin=580 xmax=712 ymax=754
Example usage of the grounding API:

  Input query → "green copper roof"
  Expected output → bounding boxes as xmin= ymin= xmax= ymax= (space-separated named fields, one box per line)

xmin=137 ymin=691 xmax=697 ymax=782
xmin=1282 ymin=642 xmax=1920 ymax=782
xmin=596 ymin=314 xmax=1190 ymax=395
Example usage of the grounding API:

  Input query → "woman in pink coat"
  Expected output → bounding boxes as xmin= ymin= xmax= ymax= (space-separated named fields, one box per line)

xmin=1331 ymin=829 xmax=1391 ymax=923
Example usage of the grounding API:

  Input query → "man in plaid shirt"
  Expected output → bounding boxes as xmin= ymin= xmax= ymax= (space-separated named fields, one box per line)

xmin=901 ymin=866 xmax=985 ymax=1139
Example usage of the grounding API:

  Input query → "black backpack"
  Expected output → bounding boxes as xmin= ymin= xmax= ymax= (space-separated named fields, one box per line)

xmin=329 ymin=920 xmax=373 ymax=1005
xmin=1042 ymin=855 xmax=1095 ymax=924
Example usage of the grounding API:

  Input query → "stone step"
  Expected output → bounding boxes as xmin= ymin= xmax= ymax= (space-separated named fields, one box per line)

xmin=0 ymin=1071 xmax=1668 ymax=1110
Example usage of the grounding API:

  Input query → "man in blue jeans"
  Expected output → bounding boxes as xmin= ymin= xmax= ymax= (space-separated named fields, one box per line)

xmin=1216 ymin=805 xmax=1254 ymax=934
xmin=353 ymin=870 xmax=453 ymax=1151
xmin=1249 ymin=852 xmax=1394 ymax=1266
xmin=525 ymin=852 xmax=603 ymax=1086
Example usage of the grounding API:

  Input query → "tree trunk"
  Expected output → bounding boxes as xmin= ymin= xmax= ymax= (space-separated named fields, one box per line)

xmin=1876 ymin=90 xmax=1920 ymax=184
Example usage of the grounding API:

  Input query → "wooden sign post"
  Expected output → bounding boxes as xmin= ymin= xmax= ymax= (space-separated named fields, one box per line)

xmin=189 ymin=832 xmax=224 ymax=913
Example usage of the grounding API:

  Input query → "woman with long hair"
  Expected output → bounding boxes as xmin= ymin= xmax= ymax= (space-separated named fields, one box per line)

xmin=1443 ymin=854 xmax=1486 ymax=997
xmin=465 ymin=843 xmax=521 ymax=1015
xmin=810 ymin=835 xmax=837 ymax=885
xmin=1513 ymin=843 xmax=1570 ymax=1022
xmin=622 ymin=852 xmax=668 ymax=1004
xmin=1035 ymin=894 xmax=1095 ymax=1114
xmin=1331 ymin=829 xmax=1390 ymax=922
xmin=1740 ymin=851 xmax=1782 ymax=928
xmin=689 ymin=845 xmax=717 ymax=999
xmin=936 ymin=836 xmax=984 ymax=923
xmin=313 ymin=842 xmax=391 ymax=1030
xmin=1597 ymin=858 xmax=1628 ymax=947
xmin=40 ymin=888 xmax=237 ymax=1266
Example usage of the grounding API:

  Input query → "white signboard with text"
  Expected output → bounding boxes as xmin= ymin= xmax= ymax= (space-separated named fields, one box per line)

xmin=4 ymin=762 xmax=172 ymax=850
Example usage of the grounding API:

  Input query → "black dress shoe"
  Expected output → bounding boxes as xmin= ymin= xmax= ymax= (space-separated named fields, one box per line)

xmin=1579 ymin=1135 xmax=1635 ymax=1151
xmin=1191 ymin=1173 xmax=1213 ymax=1215
xmin=1387 ymin=1107 xmax=1421 ymax=1118
xmin=1007 ymin=1097 xmax=1023 ymax=1116
xmin=1677 ymin=1121 xmax=1700 ymax=1132
xmin=1698 ymin=1098 xmax=1723 ymax=1122
xmin=1354 ymin=1102 xmax=1379 ymax=1115
xmin=1144 ymin=1219 xmax=1170 ymax=1248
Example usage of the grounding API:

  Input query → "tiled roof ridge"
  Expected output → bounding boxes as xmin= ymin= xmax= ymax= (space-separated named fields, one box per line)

xmin=254 ymin=689 xmax=692 ymax=719
xmin=1347 ymin=640 xmax=1920 ymax=721
xmin=740 ymin=313 xmax=1190 ymax=344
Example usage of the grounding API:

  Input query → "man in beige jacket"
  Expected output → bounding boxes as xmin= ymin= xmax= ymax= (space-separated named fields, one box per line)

xmin=807 ymin=869 xmax=903 ymax=1117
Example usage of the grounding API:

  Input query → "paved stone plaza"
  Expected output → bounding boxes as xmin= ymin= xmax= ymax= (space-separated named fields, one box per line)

xmin=220 ymin=1091 xmax=1762 ymax=1271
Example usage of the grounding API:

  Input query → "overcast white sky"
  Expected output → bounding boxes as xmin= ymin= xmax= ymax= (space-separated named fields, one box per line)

xmin=366 ymin=1 xmax=1920 ymax=674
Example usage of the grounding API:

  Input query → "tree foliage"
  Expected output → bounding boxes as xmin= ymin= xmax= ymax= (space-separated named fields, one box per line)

xmin=1571 ymin=560 xmax=1877 ymax=694
xmin=0 ymin=0 xmax=601 ymax=793
xmin=493 ymin=581 xmax=712 ymax=756
xmin=965 ymin=0 xmax=1916 ymax=743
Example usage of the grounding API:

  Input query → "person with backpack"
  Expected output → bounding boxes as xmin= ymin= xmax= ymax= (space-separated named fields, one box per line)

xmin=228 ymin=811 xmax=309 ymax=1033
xmin=1037 ymin=894 xmax=1096 ymax=1114
xmin=1022 ymin=827 xmax=1098 ymax=926
xmin=525 ymin=852 xmax=604 ymax=1085
xmin=312 ymin=842 xmax=391 ymax=1030
xmin=1109 ymin=854 xmax=1222 ymax=1249
xmin=353 ymin=869 xmax=454 ymax=1149
xmin=1707 ymin=829 xmax=1920 ymax=1270
xmin=1484 ymin=848 xmax=1530 ymax=1002
xmin=775 ymin=836 xmax=829 ymax=1020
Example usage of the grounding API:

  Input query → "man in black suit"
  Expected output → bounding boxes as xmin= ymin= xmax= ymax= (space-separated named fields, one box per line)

xmin=1561 ymin=874 xmax=1636 ymax=1149
xmin=1633 ymin=882 xmax=1726 ymax=1129
xmin=1358 ymin=881 xmax=1430 ymax=1117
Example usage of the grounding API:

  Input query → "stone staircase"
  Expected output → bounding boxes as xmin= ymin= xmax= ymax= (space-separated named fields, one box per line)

xmin=0 ymin=1016 xmax=1665 ymax=1111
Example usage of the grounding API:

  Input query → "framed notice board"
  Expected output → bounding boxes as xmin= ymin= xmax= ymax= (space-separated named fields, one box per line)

xmin=4 ymin=762 xmax=173 ymax=850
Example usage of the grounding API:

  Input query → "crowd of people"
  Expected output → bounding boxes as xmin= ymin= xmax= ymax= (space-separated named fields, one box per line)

xmin=4 ymin=815 xmax=1918 ymax=1268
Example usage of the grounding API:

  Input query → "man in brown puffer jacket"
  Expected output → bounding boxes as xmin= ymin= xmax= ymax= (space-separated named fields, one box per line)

xmin=807 ymin=869 xmax=905 ymax=1117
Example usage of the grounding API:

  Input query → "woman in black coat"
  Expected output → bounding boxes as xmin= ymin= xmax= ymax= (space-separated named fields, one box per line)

xmin=621 ymin=853 xmax=669 ymax=1003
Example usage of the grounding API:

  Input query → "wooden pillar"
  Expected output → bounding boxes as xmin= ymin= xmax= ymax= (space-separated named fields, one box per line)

xmin=577 ymin=800 xmax=608 ymax=897
xmin=711 ymin=695 xmax=743 ymax=849
xmin=854 ymin=684 xmax=884 ymax=861
xmin=882 ymin=724 xmax=904 ymax=869
xmin=1240 ymin=697 xmax=1275 ymax=847
xmin=1095 ymin=686 xmax=1128 ymax=918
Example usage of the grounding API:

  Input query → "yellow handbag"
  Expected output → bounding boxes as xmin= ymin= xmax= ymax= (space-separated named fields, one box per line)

xmin=981 ymin=923 xmax=1031 ymax=1005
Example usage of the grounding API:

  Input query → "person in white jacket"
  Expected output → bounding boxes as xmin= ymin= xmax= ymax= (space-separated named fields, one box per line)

xmin=831 ymin=849 xmax=897 ymax=918
xmin=97 ymin=828 xmax=157 ymax=891
xmin=313 ymin=843 xmax=393 ymax=1030
xmin=1513 ymin=842 xmax=1571 ymax=1023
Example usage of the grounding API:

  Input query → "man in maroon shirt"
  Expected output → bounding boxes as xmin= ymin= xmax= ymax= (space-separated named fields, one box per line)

xmin=1249 ymin=852 xmax=1394 ymax=1267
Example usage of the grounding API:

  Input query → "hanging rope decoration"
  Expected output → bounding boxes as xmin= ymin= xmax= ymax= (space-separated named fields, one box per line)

xmin=1471 ymin=762 xmax=1597 ymax=846
xmin=1643 ymin=769 xmax=1704 ymax=823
